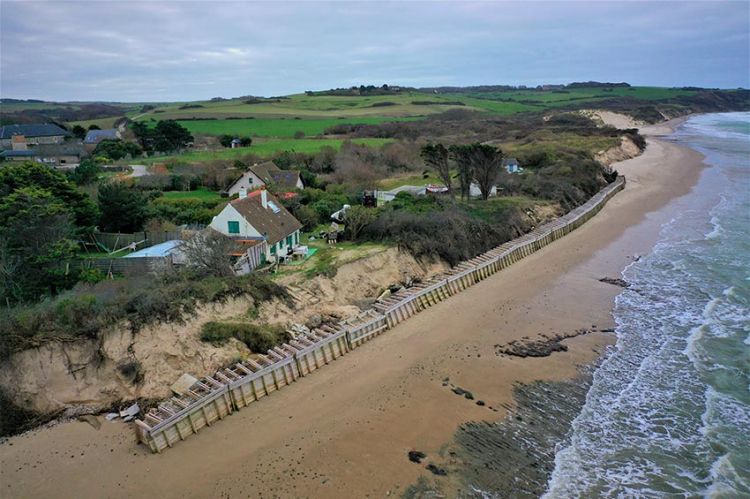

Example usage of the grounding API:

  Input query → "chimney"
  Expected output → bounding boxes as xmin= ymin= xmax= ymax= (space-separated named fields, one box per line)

xmin=261 ymin=189 xmax=268 ymax=208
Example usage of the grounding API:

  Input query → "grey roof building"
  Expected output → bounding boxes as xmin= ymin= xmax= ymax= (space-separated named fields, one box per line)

xmin=0 ymin=123 xmax=70 ymax=147
xmin=84 ymin=129 xmax=120 ymax=144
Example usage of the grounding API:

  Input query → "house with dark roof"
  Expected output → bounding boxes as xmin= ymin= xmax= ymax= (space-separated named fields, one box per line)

xmin=0 ymin=123 xmax=70 ymax=147
xmin=225 ymin=161 xmax=304 ymax=196
xmin=84 ymin=129 xmax=120 ymax=149
xmin=209 ymin=189 xmax=303 ymax=263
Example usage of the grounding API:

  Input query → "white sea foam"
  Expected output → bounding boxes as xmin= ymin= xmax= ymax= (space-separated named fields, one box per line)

xmin=544 ymin=112 xmax=750 ymax=498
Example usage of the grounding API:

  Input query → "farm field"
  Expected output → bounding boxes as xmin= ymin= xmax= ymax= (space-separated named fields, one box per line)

xmin=175 ymin=116 xmax=421 ymax=137
xmin=140 ymin=137 xmax=393 ymax=163
xmin=132 ymin=92 xmax=474 ymax=121
xmin=128 ymin=86 xmax=702 ymax=123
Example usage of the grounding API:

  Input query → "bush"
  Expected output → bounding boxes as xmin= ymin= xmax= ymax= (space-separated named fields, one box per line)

xmin=200 ymin=322 xmax=290 ymax=353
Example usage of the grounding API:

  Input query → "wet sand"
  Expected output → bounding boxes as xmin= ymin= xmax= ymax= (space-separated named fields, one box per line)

xmin=0 ymin=119 xmax=707 ymax=498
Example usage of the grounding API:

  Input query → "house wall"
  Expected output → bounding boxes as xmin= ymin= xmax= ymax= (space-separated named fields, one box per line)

xmin=209 ymin=204 xmax=264 ymax=239
xmin=227 ymin=171 xmax=266 ymax=196
xmin=265 ymin=229 xmax=300 ymax=261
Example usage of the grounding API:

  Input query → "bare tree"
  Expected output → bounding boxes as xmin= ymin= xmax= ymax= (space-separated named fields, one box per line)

xmin=421 ymin=143 xmax=452 ymax=195
xmin=180 ymin=230 xmax=239 ymax=277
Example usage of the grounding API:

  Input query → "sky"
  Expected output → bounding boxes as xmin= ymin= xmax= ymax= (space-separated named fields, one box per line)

xmin=1 ymin=0 xmax=748 ymax=102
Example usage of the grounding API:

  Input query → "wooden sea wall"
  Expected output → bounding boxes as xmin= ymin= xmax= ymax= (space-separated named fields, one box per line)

xmin=135 ymin=177 xmax=626 ymax=453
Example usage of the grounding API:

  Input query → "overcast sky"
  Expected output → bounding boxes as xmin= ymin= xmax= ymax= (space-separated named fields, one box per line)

xmin=1 ymin=1 xmax=748 ymax=102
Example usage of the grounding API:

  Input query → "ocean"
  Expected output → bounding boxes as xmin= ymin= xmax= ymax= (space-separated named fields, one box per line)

xmin=544 ymin=113 xmax=750 ymax=498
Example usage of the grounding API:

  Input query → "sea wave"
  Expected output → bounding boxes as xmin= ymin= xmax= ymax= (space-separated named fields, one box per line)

xmin=544 ymin=112 xmax=750 ymax=497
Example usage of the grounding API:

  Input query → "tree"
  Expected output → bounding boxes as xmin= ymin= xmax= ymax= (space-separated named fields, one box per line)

xmin=448 ymin=145 xmax=475 ymax=200
xmin=98 ymin=181 xmax=147 ymax=232
xmin=421 ymin=143 xmax=452 ymax=195
xmin=130 ymin=120 xmax=193 ymax=154
xmin=239 ymin=137 xmax=252 ymax=147
xmin=468 ymin=144 xmax=504 ymax=200
xmin=219 ymin=135 xmax=234 ymax=148
xmin=71 ymin=125 xmax=86 ymax=139
xmin=0 ymin=161 xmax=98 ymax=230
xmin=344 ymin=205 xmax=377 ymax=240
xmin=93 ymin=139 xmax=142 ymax=161
xmin=180 ymin=230 xmax=238 ymax=277
xmin=0 ymin=187 xmax=78 ymax=302
xmin=153 ymin=120 xmax=193 ymax=153
xmin=69 ymin=159 xmax=101 ymax=185
xmin=88 ymin=124 xmax=101 ymax=131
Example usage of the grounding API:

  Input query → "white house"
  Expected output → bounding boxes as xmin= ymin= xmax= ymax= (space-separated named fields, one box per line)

xmin=225 ymin=161 xmax=304 ymax=196
xmin=209 ymin=189 xmax=302 ymax=263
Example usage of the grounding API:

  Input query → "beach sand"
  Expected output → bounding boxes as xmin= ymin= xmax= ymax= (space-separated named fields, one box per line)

xmin=0 ymin=118 xmax=707 ymax=498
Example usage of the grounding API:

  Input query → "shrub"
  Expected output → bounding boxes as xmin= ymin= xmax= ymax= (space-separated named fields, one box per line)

xmin=200 ymin=322 xmax=290 ymax=353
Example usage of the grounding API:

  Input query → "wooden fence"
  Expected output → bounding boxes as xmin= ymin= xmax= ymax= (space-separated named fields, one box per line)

xmin=135 ymin=177 xmax=626 ymax=453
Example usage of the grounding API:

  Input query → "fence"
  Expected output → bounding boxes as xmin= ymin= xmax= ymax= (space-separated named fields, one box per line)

xmin=134 ymin=177 xmax=626 ymax=453
xmin=91 ymin=231 xmax=183 ymax=253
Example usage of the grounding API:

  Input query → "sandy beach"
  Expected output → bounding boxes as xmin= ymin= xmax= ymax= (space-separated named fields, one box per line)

xmin=0 ymin=118 xmax=708 ymax=498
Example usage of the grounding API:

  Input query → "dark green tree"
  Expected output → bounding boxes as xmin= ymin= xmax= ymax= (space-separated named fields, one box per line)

xmin=93 ymin=139 xmax=142 ymax=160
xmin=0 ymin=187 xmax=78 ymax=302
xmin=0 ymin=162 xmax=98 ymax=230
xmin=69 ymin=159 xmax=101 ymax=185
xmin=71 ymin=125 xmax=86 ymax=139
xmin=97 ymin=182 xmax=147 ymax=232
xmin=88 ymin=124 xmax=101 ymax=131
xmin=219 ymin=135 xmax=234 ymax=148
xmin=153 ymin=120 xmax=193 ymax=153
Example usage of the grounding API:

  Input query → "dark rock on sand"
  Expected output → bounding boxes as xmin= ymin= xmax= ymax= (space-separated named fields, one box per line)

xmin=408 ymin=450 xmax=426 ymax=463
xmin=495 ymin=330 xmax=594 ymax=358
xmin=599 ymin=277 xmax=630 ymax=287
xmin=425 ymin=464 xmax=447 ymax=476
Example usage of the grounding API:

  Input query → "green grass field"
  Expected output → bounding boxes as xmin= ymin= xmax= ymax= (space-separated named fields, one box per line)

xmin=142 ymin=137 xmax=393 ymax=163
xmin=160 ymin=188 xmax=223 ymax=202
xmin=175 ymin=116 xmax=420 ymax=137
xmin=127 ymin=86 xmax=700 ymax=124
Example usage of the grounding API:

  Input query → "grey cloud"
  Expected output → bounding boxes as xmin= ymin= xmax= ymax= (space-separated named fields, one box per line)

xmin=1 ymin=0 xmax=748 ymax=101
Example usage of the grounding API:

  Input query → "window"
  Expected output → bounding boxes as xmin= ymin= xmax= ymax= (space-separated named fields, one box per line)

xmin=286 ymin=235 xmax=293 ymax=246
xmin=227 ymin=221 xmax=240 ymax=234
xmin=270 ymin=244 xmax=276 ymax=255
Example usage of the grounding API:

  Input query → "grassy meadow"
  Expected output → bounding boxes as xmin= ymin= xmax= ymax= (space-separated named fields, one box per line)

xmin=141 ymin=137 xmax=393 ymax=163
